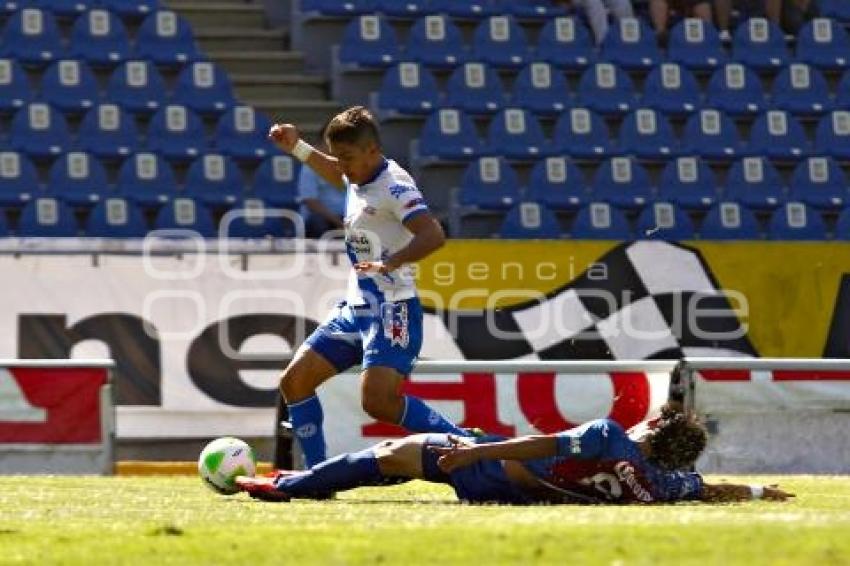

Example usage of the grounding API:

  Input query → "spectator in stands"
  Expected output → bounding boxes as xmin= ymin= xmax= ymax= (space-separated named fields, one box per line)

xmin=556 ymin=0 xmax=636 ymax=45
xmin=297 ymin=124 xmax=345 ymax=238
xmin=649 ymin=0 xmax=714 ymax=42
xmin=714 ymin=0 xmax=817 ymax=37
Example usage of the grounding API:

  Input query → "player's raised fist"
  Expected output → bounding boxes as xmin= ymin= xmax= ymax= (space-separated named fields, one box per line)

xmin=268 ymin=123 xmax=299 ymax=153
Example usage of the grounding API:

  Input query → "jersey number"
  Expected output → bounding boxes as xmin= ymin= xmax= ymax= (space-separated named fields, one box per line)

xmin=580 ymin=473 xmax=622 ymax=500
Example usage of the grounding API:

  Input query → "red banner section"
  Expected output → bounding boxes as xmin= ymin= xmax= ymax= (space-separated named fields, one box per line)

xmin=698 ymin=369 xmax=850 ymax=382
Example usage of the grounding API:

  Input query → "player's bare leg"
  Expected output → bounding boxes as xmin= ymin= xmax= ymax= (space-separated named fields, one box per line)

xmin=360 ymin=366 xmax=405 ymax=423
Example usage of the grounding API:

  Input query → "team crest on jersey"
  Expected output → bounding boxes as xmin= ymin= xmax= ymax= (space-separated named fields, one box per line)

xmin=383 ymin=302 xmax=410 ymax=348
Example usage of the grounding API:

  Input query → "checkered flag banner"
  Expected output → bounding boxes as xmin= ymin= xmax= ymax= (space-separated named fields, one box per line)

xmin=432 ymin=241 xmax=757 ymax=361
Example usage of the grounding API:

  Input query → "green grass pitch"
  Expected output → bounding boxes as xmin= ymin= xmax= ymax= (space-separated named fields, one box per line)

xmin=1 ymin=476 xmax=848 ymax=565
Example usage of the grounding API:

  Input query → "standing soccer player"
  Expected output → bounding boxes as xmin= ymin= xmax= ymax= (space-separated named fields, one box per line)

xmin=268 ymin=106 xmax=468 ymax=468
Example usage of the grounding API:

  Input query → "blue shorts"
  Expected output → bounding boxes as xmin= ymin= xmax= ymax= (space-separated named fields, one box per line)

xmin=421 ymin=434 xmax=535 ymax=505
xmin=305 ymin=297 xmax=423 ymax=376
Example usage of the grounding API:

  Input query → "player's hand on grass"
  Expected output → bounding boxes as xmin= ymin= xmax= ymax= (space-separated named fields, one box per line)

xmin=429 ymin=434 xmax=479 ymax=473
xmin=268 ymin=123 xmax=300 ymax=153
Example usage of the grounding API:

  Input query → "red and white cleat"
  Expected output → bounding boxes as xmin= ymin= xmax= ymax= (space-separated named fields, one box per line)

xmin=262 ymin=469 xmax=301 ymax=481
xmin=235 ymin=476 xmax=291 ymax=502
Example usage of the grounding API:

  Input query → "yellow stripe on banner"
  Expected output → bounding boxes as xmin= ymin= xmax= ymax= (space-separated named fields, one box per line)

xmin=117 ymin=461 xmax=275 ymax=476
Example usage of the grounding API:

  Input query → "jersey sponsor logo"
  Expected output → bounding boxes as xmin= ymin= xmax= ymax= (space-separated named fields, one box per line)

xmin=346 ymin=232 xmax=373 ymax=256
xmin=389 ymin=185 xmax=416 ymax=199
xmin=613 ymin=461 xmax=653 ymax=502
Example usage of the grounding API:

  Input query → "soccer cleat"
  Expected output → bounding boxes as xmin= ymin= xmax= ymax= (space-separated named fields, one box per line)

xmin=235 ymin=475 xmax=291 ymax=502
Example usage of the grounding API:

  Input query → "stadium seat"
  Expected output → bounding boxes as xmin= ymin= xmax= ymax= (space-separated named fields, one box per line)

xmin=106 ymin=60 xmax=166 ymax=115
xmin=600 ymin=17 xmax=660 ymax=70
xmin=78 ymin=103 xmax=138 ymax=159
xmin=486 ymin=108 xmax=548 ymax=159
xmin=116 ymin=151 xmax=178 ymax=206
xmin=535 ymin=16 xmax=594 ymax=70
xmin=836 ymin=207 xmax=850 ymax=239
xmin=658 ymin=156 xmax=717 ymax=210
xmin=152 ymin=197 xmax=215 ymax=237
xmin=498 ymin=201 xmax=561 ymax=239
xmin=836 ymin=70 xmax=850 ymax=110
xmin=0 ymin=208 xmax=8 ymax=236
xmin=725 ymin=157 xmax=785 ymax=209
xmin=528 ymin=156 xmax=586 ymax=210
xmin=815 ymin=111 xmax=850 ymax=161
xmin=768 ymin=201 xmax=827 ymax=240
xmin=222 ymin=197 xmax=291 ymax=238
xmin=417 ymin=108 xmax=481 ymax=160
xmin=215 ymin=105 xmax=275 ymax=161
xmin=445 ymin=62 xmax=504 ymax=114
xmin=570 ymin=202 xmax=632 ymax=239
xmin=43 ymin=0 xmax=93 ymax=17
xmin=172 ymin=61 xmax=235 ymax=115
xmin=819 ymin=0 xmax=850 ymax=22
xmin=249 ymin=155 xmax=299 ymax=208
xmin=85 ymin=197 xmax=148 ymax=237
xmin=682 ymin=109 xmax=742 ymax=161
xmin=772 ymin=63 xmax=832 ymax=116
xmin=796 ymin=18 xmax=850 ymax=71
xmin=69 ymin=8 xmax=130 ymax=67
xmin=0 ymin=58 xmax=31 ymax=112
xmin=17 ymin=197 xmax=78 ymax=237
xmin=789 ymin=156 xmax=847 ymax=209
xmin=147 ymin=104 xmax=206 ymax=162
xmin=576 ymin=63 xmax=635 ymax=115
xmin=184 ymin=153 xmax=243 ymax=207
xmin=504 ymin=0 xmax=568 ymax=19
xmin=511 ymin=62 xmax=569 ymax=115
xmin=41 ymin=60 xmax=99 ymax=114
xmin=553 ymin=107 xmax=612 ymax=159
xmin=338 ymin=15 xmax=400 ymax=67
xmin=136 ymin=10 xmax=199 ymax=66
xmin=431 ymin=0 xmax=496 ymax=19
xmin=748 ymin=110 xmax=808 ymax=161
xmin=377 ymin=62 xmax=440 ymax=115
xmin=706 ymin=63 xmax=765 ymax=116
xmin=732 ymin=17 xmax=789 ymax=70
xmin=0 ymin=8 xmax=62 ymax=65
xmin=312 ymin=0 xmax=377 ymax=15
xmin=376 ymin=0 xmax=425 ymax=17
xmin=406 ymin=15 xmax=467 ymax=68
xmin=642 ymin=63 xmax=701 ymax=116
xmin=636 ymin=201 xmax=696 ymax=240
xmin=667 ymin=18 xmax=726 ymax=71
xmin=618 ymin=108 xmax=678 ymax=160
xmin=458 ymin=157 xmax=521 ymax=210
xmin=592 ymin=157 xmax=653 ymax=209
xmin=472 ymin=15 xmax=529 ymax=68
xmin=96 ymin=0 xmax=161 ymax=18
xmin=10 ymin=103 xmax=70 ymax=159
xmin=0 ymin=151 xmax=38 ymax=206
xmin=46 ymin=152 xmax=109 ymax=207
xmin=699 ymin=201 xmax=761 ymax=239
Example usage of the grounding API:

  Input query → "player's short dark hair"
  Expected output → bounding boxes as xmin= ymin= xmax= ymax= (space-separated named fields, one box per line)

xmin=648 ymin=405 xmax=707 ymax=471
xmin=324 ymin=106 xmax=382 ymax=148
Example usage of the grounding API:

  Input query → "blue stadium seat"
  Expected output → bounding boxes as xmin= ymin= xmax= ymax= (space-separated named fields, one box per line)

xmin=222 ymin=197 xmax=291 ymax=238
xmin=600 ymin=17 xmax=660 ymax=70
xmin=682 ymin=109 xmax=742 ymax=161
xmin=17 ymin=197 xmax=78 ymax=237
xmin=642 ymin=63 xmax=701 ymax=116
xmin=815 ymin=111 xmax=850 ymax=160
xmin=699 ymin=201 xmax=761 ymax=239
xmin=570 ymin=202 xmax=632 ymax=239
xmin=417 ymin=108 xmax=481 ymax=160
xmin=69 ymin=8 xmax=130 ymax=67
xmin=486 ymin=108 xmax=547 ymax=159
xmin=135 ymin=10 xmax=199 ymax=66
xmin=0 ymin=151 xmax=38 ymax=206
xmin=377 ymin=62 xmax=440 ymax=115
xmin=553 ymin=107 xmax=612 ymax=159
xmin=836 ymin=207 xmax=850 ymax=239
xmin=592 ymin=157 xmax=653 ymax=209
xmin=184 ymin=153 xmax=243 ymax=207
xmin=95 ymin=0 xmax=161 ymax=18
xmin=431 ymin=0 xmax=495 ymax=18
xmin=0 ymin=58 xmax=31 ymax=112
xmin=725 ymin=157 xmax=784 ymax=209
xmin=576 ymin=63 xmax=635 ymax=115
xmin=472 ymin=15 xmax=529 ymax=68
xmin=37 ymin=0 xmax=93 ymax=16
xmin=106 ymin=60 xmax=166 ymax=115
xmin=796 ymin=18 xmax=850 ymax=71
xmin=147 ymin=104 xmax=206 ymax=162
xmin=836 ymin=70 xmax=850 ymax=110
xmin=618 ymin=108 xmax=678 ymax=160
xmin=499 ymin=201 xmax=561 ymax=239
xmin=0 ymin=8 xmax=62 ymax=65
xmin=528 ymin=156 xmax=586 ymax=210
xmin=820 ymin=0 xmax=850 ymax=22
xmin=636 ymin=201 xmax=695 ymax=240
xmin=772 ymin=63 xmax=832 ymax=115
xmin=511 ymin=62 xmax=569 ymax=115
xmin=748 ymin=110 xmax=808 ymax=161
xmin=768 ymin=201 xmax=827 ymax=240
xmin=85 ymin=197 xmax=148 ymax=237
xmin=535 ymin=16 xmax=594 ymax=70
xmin=376 ymin=0 xmax=425 ymax=17
xmin=706 ymin=63 xmax=765 ymax=116
xmin=406 ymin=15 xmax=467 ymax=68
xmin=312 ymin=0 xmax=377 ymax=15
xmin=46 ymin=152 xmax=109 ymax=206
xmin=789 ymin=156 xmax=847 ymax=209
xmin=215 ymin=105 xmax=275 ymax=161
xmin=0 ymin=208 xmax=8 ymax=236
xmin=658 ymin=156 xmax=717 ymax=210
xmin=10 ymin=103 xmax=70 ymax=159
xmin=445 ymin=62 xmax=504 ymax=114
xmin=116 ymin=151 xmax=178 ymax=206
xmin=732 ymin=17 xmax=789 ymax=70
xmin=249 ymin=155 xmax=299 ymax=208
xmin=668 ymin=17 xmax=726 ymax=71
xmin=504 ymin=0 xmax=568 ymax=19
xmin=459 ymin=156 xmax=521 ymax=210
xmin=41 ymin=60 xmax=99 ymax=114
xmin=153 ymin=197 xmax=215 ymax=237
xmin=173 ymin=61 xmax=235 ymax=115
xmin=338 ymin=15 xmax=400 ymax=67
xmin=78 ymin=103 xmax=138 ymax=159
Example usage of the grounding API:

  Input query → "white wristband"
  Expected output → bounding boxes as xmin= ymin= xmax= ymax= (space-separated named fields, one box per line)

xmin=749 ymin=485 xmax=764 ymax=500
xmin=291 ymin=139 xmax=314 ymax=163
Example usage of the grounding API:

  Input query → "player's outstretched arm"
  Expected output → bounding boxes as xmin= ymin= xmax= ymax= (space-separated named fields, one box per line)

xmin=268 ymin=123 xmax=346 ymax=189
xmin=700 ymin=483 xmax=795 ymax=502
xmin=429 ymin=434 xmax=558 ymax=473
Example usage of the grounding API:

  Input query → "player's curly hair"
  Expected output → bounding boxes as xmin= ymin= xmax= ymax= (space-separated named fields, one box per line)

xmin=648 ymin=405 xmax=708 ymax=471
xmin=324 ymin=106 xmax=382 ymax=148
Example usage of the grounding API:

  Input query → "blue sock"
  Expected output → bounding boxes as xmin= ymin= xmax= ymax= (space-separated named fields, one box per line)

xmin=287 ymin=395 xmax=326 ymax=468
xmin=399 ymin=395 xmax=468 ymax=436
xmin=276 ymin=448 xmax=382 ymax=497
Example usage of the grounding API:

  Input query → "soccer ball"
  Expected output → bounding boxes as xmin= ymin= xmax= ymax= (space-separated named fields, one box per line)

xmin=198 ymin=437 xmax=256 ymax=495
